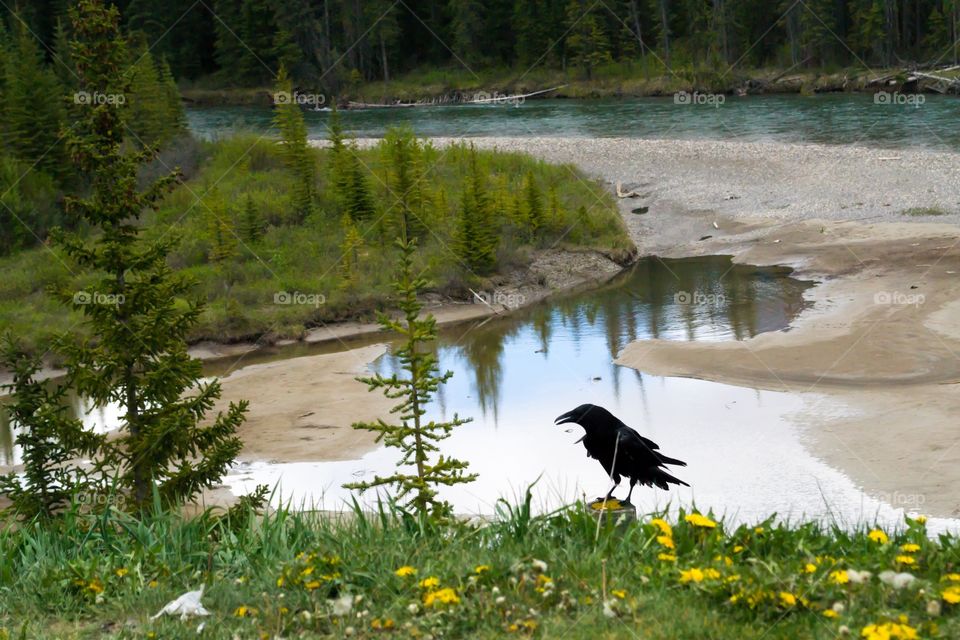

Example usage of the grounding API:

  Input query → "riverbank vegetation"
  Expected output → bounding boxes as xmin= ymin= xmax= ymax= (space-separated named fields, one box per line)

xmin=1 ymin=500 xmax=958 ymax=639
xmin=0 ymin=127 xmax=627 ymax=351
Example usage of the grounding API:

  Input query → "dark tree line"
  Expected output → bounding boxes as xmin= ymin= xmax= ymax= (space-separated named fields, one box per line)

xmin=7 ymin=1 xmax=959 ymax=90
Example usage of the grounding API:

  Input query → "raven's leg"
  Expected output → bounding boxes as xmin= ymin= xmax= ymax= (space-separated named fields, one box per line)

xmin=601 ymin=478 xmax=620 ymax=502
xmin=625 ymin=480 xmax=636 ymax=505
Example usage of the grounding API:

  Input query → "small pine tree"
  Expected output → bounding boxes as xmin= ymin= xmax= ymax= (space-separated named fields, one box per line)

xmin=3 ymin=22 xmax=67 ymax=178
xmin=274 ymin=65 xmax=316 ymax=222
xmin=345 ymin=235 xmax=476 ymax=519
xmin=158 ymin=57 xmax=188 ymax=135
xmin=523 ymin=172 xmax=546 ymax=238
xmin=328 ymin=108 xmax=376 ymax=222
xmin=547 ymin=183 xmax=562 ymax=230
xmin=338 ymin=214 xmax=364 ymax=288
xmin=208 ymin=213 xmax=237 ymax=263
xmin=455 ymin=148 xmax=498 ymax=276
xmin=383 ymin=127 xmax=426 ymax=238
xmin=238 ymin=194 xmax=264 ymax=243
xmin=125 ymin=45 xmax=170 ymax=147
xmin=52 ymin=0 xmax=247 ymax=510
xmin=0 ymin=336 xmax=104 ymax=519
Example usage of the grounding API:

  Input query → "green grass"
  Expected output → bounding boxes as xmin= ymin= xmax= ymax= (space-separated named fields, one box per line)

xmin=902 ymin=207 xmax=950 ymax=217
xmin=0 ymin=497 xmax=957 ymax=639
xmin=0 ymin=133 xmax=630 ymax=351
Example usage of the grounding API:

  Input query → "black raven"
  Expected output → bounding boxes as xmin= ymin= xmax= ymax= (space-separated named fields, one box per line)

xmin=555 ymin=403 xmax=689 ymax=504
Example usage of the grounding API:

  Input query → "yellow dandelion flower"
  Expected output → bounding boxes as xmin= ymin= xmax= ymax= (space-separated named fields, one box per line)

xmin=823 ymin=609 xmax=839 ymax=618
xmin=685 ymin=513 xmax=717 ymax=529
xmin=861 ymin=622 xmax=918 ymax=640
xmin=234 ymin=605 xmax=251 ymax=617
xmin=304 ymin=580 xmax=321 ymax=590
xmin=679 ymin=568 xmax=704 ymax=583
xmin=423 ymin=587 xmax=460 ymax=607
xmin=650 ymin=518 xmax=673 ymax=537
xmin=114 ymin=568 xmax=128 ymax=578
xmin=371 ymin=618 xmax=396 ymax=630
xmin=86 ymin=579 xmax=104 ymax=594
xmin=508 ymin=623 xmax=519 ymax=633
xmin=868 ymin=529 xmax=889 ymax=544
xmin=658 ymin=553 xmax=677 ymax=562
xmin=944 ymin=574 xmax=960 ymax=582
xmin=900 ymin=543 xmax=921 ymax=553
xmin=657 ymin=535 xmax=675 ymax=549
xmin=804 ymin=563 xmax=818 ymax=574
xmin=829 ymin=570 xmax=849 ymax=585
xmin=300 ymin=566 xmax=314 ymax=577
xmin=611 ymin=589 xmax=626 ymax=599
xmin=395 ymin=566 xmax=417 ymax=577
xmin=896 ymin=555 xmax=917 ymax=565
xmin=779 ymin=592 xmax=797 ymax=607
xmin=703 ymin=568 xmax=721 ymax=580
xmin=733 ymin=545 xmax=744 ymax=553
xmin=475 ymin=565 xmax=491 ymax=574
xmin=276 ymin=576 xmax=285 ymax=588
xmin=942 ymin=586 xmax=960 ymax=604
xmin=754 ymin=527 xmax=764 ymax=535
xmin=419 ymin=576 xmax=440 ymax=589
xmin=148 ymin=579 xmax=158 ymax=588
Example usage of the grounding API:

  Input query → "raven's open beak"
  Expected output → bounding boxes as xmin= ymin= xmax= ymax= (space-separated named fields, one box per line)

xmin=554 ymin=409 xmax=577 ymax=426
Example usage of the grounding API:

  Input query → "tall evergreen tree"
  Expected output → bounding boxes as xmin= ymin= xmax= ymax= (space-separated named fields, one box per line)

xmin=52 ymin=0 xmax=246 ymax=510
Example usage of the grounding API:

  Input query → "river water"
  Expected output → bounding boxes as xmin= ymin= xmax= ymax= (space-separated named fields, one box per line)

xmin=187 ymin=93 xmax=960 ymax=150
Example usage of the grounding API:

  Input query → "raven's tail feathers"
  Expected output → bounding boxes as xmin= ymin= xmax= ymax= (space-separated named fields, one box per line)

xmin=653 ymin=469 xmax=690 ymax=490
xmin=656 ymin=454 xmax=687 ymax=467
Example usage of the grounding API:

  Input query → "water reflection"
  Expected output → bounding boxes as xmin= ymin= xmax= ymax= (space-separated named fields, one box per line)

xmin=1 ymin=256 xmax=806 ymax=465
xmin=379 ymin=256 xmax=811 ymax=424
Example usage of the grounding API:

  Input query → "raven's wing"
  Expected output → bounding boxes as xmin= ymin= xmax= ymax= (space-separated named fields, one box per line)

xmin=617 ymin=424 xmax=660 ymax=451
xmin=616 ymin=428 xmax=687 ymax=468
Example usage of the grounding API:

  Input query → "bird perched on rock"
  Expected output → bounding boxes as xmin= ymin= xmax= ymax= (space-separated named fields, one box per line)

xmin=555 ymin=403 xmax=688 ymax=504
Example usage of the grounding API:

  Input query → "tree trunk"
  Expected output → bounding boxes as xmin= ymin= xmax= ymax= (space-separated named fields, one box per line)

xmin=659 ymin=0 xmax=670 ymax=65
xmin=629 ymin=0 xmax=648 ymax=78
xmin=380 ymin=29 xmax=390 ymax=82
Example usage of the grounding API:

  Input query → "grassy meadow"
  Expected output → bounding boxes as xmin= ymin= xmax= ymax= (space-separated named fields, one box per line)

xmin=0 ymin=498 xmax=957 ymax=639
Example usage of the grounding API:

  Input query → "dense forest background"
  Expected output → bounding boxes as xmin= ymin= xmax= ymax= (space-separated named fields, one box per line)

xmin=6 ymin=1 xmax=960 ymax=92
